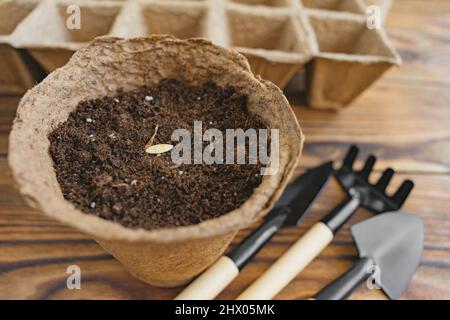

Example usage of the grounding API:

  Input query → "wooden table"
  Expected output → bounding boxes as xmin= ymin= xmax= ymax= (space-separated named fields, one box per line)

xmin=0 ymin=0 xmax=449 ymax=300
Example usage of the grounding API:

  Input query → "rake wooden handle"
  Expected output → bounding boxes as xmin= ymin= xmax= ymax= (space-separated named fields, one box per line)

xmin=236 ymin=223 xmax=334 ymax=300
xmin=174 ymin=256 xmax=239 ymax=300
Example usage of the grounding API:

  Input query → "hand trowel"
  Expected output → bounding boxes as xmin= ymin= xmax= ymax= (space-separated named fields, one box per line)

xmin=314 ymin=212 xmax=424 ymax=300
xmin=175 ymin=161 xmax=333 ymax=300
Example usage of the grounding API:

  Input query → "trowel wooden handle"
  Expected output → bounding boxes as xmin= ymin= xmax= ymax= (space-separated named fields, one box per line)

xmin=174 ymin=256 xmax=239 ymax=300
xmin=175 ymin=207 xmax=290 ymax=300
xmin=236 ymin=222 xmax=334 ymax=300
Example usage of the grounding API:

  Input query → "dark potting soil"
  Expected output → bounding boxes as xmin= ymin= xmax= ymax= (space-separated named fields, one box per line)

xmin=49 ymin=79 xmax=267 ymax=230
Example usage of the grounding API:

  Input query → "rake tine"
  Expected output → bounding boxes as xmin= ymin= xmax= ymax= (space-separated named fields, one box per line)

xmin=375 ymin=168 xmax=395 ymax=191
xmin=360 ymin=155 xmax=376 ymax=180
xmin=342 ymin=145 xmax=359 ymax=169
xmin=391 ymin=180 xmax=415 ymax=207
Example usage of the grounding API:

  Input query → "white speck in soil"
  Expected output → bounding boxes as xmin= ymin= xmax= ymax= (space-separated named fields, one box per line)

xmin=114 ymin=98 xmax=119 ymax=103
xmin=86 ymin=118 xmax=93 ymax=123
xmin=178 ymin=170 xmax=183 ymax=175
xmin=130 ymin=179 xmax=138 ymax=186
xmin=90 ymin=202 xmax=96 ymax=208
xmin=145 ymin=95 xmax=154 ymax=102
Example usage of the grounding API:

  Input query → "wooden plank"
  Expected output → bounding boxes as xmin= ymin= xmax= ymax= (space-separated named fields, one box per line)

xmin=385 ymin=10 xmax=450 ymax=85
xmin=0 ymin=96 xmax=19 ymax=133
xmin=389 ymin=0 xmax=450 ymax=17
xmin=0 ymin=158 xmax=449 ymax=299
xmin=0 ymin=97 xmax=20 ymax=156
xmin=290 ymin=79 xmax=450 ymax=173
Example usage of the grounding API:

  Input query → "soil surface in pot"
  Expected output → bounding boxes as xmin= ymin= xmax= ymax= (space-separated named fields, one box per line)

xmin=48 ymin=79 xmax=267 ymax=230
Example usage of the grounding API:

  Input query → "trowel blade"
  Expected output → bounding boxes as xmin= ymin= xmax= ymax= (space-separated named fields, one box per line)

xmin=351 ymin=212 xmax=424 ymax=299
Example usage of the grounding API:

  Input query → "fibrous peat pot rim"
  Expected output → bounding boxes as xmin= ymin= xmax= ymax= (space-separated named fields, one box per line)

xmin=8 ymin=36 xmax=303 ymax=244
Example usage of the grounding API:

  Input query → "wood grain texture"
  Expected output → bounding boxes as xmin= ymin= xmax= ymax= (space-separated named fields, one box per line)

xmin=0 ymin=0 xmax=449 ymax=300
xmin=1 ymin=162 xmax=449 ymax=300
